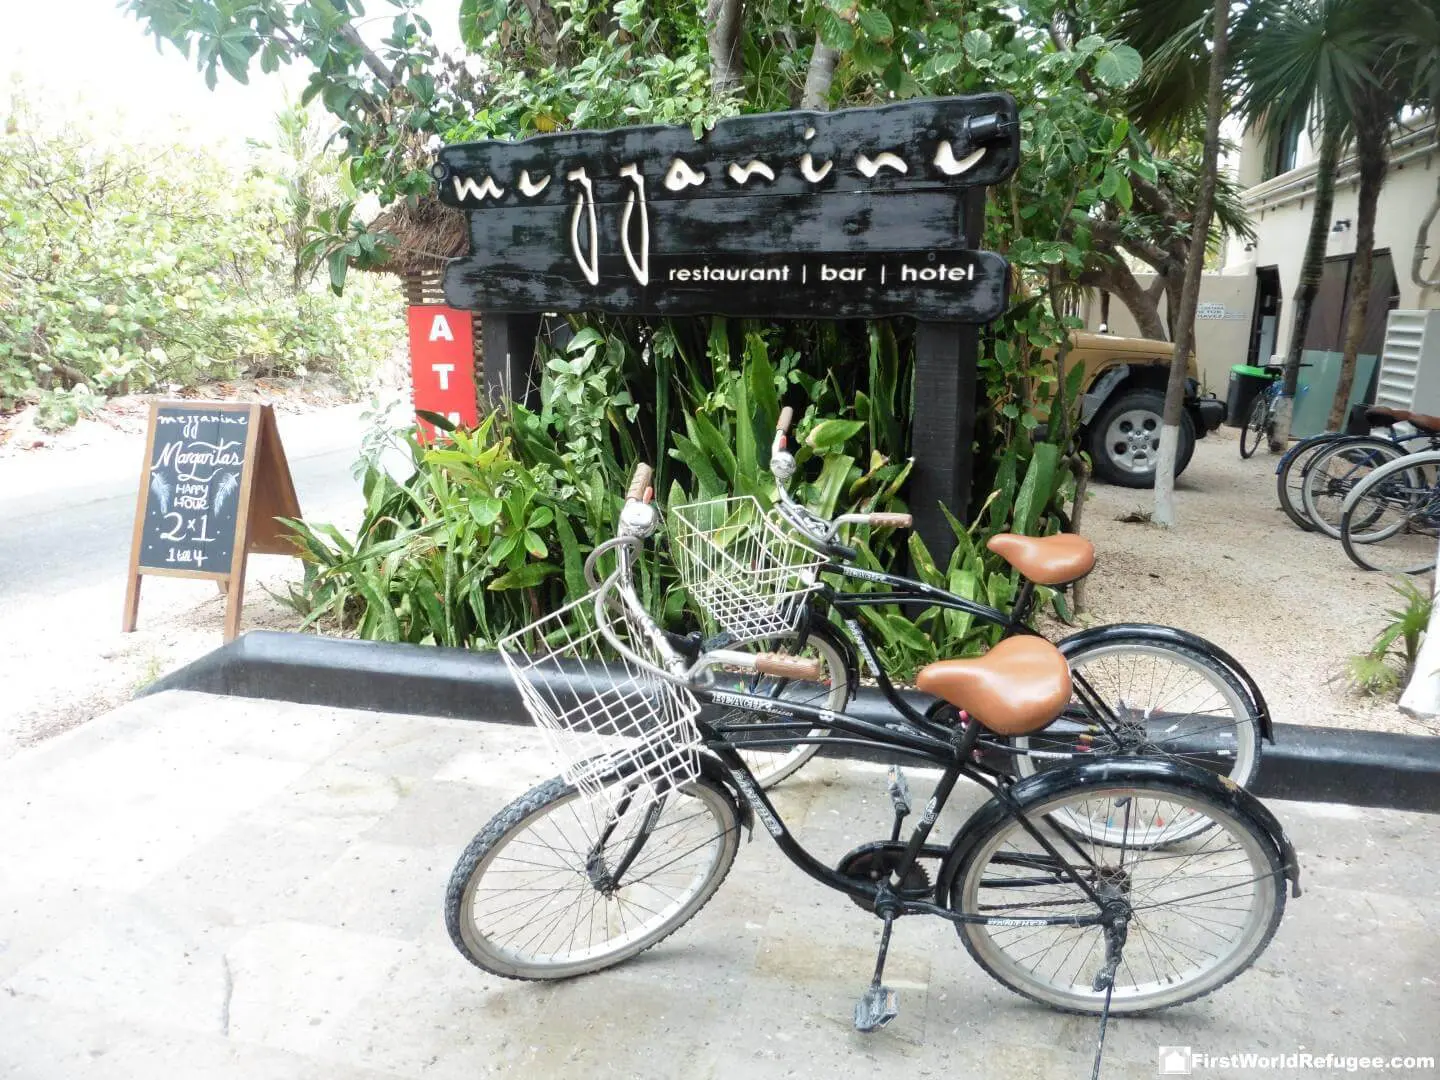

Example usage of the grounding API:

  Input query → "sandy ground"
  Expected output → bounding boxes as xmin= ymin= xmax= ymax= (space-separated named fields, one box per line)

xmin=1077 ymin=425 xmax=1438 ymax=737
xmin=1 ymin=418 xmax=1434 ymax=762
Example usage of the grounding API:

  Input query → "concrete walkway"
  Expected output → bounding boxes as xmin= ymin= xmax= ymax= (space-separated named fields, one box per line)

xmin=1 ymin=692 xmax=1436 ymax=1079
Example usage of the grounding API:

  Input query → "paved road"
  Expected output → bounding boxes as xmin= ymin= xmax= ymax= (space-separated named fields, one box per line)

xmin=0 ymin=408 xmax=369 ymax=605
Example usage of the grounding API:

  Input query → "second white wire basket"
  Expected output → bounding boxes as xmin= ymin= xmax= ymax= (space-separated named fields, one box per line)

xmin=668 ymin=495 xmax=828 ymax=644
xmin=497 ymin=585 xmax=703 ymax=814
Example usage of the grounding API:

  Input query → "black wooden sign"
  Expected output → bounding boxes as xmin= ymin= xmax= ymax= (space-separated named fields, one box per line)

xmin=136 ymin=405 xmax=251 ymax=573
xmin=436 ymin=95 xmax=1019 ymax=321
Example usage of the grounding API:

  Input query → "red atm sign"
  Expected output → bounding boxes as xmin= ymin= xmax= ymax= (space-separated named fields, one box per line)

xmin=407 ymin=306 xmax=478 ymax=441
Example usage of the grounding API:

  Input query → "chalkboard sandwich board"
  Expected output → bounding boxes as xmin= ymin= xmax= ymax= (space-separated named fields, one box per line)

xmin=122 ymin=401 xmax=302 ymax=641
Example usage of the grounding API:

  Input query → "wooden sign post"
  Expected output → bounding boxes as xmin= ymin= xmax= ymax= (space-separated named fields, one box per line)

xmin=122 ymin=401 xmax=302 ymax=641
xmin=431 ymin=94 xmax=1020 ymax=562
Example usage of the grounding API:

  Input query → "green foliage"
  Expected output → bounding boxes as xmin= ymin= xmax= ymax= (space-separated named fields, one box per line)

xmin=286 ymin=324 xmax=1072 ymax=675
xmin=1345 ymin=579 xmax=1434 ymax=697
xmin=0 ymin=93 xmax=402 ymax=418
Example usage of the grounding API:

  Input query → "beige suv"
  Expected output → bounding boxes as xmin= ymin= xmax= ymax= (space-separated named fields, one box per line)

xmin=1042 ymin=331 xmax=1225 ymax=488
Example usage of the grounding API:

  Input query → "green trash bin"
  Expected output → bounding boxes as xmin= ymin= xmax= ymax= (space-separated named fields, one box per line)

xmin=1226 ymin=364 xmax=1275 ymax=427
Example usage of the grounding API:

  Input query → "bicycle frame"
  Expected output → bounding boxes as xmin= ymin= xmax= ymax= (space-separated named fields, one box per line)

xmin=689 ymin=679 xmax=1111 ymax=928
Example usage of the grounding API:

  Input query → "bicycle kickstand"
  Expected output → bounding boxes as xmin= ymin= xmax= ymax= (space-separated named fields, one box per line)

xmin=1088 ymin=914 xmax=1129 ymax=1080
xmin=854 ymin=911 xmax=900 ymax=1033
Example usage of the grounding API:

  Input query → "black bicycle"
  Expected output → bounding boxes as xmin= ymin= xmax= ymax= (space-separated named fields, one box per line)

xmin=678 ymin=409 xmax=1269 ymax=813
xmin=445 ymin=466 xmax=1300 ymax=1078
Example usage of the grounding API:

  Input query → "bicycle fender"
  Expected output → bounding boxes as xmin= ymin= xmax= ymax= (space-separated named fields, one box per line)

xmin=1057 ymin=622 xmax=1274 ymax=742
xmin=697 ymin=753 xmax=754 ymax=838
xmin=934 ymin=758 xmax=1301 ymax=902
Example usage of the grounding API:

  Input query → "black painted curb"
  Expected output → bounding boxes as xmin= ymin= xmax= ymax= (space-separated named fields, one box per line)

xmin=141 ymin=630 xmax=1440 ymax=814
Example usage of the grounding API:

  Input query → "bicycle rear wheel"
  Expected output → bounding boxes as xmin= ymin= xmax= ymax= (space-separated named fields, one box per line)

xmin=1301 ymin=437 xmax=1406 ymax=539
xmin=945 ymin=775 xmax=1285 ymax=1015
xmin=1240 ymin=393 xmax=1269 ymax=459
xmin=1340 ymin=450 xmax=1440 ymax=574
xmin=1016 ymin=638 xmax=1259 ymax=843
xmin=446 ymin=774 xmax=739 ymax=980
xmin=1275 ymin=433 xmax=1343 ymax=532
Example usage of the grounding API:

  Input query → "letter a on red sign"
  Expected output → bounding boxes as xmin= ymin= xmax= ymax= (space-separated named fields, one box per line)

xmin=407 ymin=306 xmax=478 ymax=442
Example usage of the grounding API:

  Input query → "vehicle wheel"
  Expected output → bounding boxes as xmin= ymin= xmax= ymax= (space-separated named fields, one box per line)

xmin=445 ymin=774 xmax=740 ymax=980
xmin=1015 ymin=638 xmax=1259 ymax=844
xmin=1275 ymin=434 xmax=1343 ymax=532
xmin=944 ymin=776 xmax=1285 ymax=1016
xmin=1300 ymin=437 xmax=1405 ymax=539
xmin=1339 ymin=450 xmax=1440 ymax=574
xmin=1240 ymin=393 xmax=1269 ymax=459
xmin=1088 ymin=388 xmax=1195 ymax=488
xmin=710 ymin=623 xmax=853 ymax=788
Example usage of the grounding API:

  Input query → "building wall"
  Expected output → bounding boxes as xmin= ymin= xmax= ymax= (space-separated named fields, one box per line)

xmin=1220 ymin=123 xmax=1440 ymax=360
xmin=1080 ymin=274 xmax=1256 ymax=395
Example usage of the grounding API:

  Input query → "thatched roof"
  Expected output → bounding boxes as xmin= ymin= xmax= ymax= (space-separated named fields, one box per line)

xmin=364 ymin=196 xmax=469 ymax=279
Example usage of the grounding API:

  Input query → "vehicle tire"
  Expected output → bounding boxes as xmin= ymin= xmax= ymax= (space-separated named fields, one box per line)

xmin=445 ymin=774 xmax=740 ymax=980
xmin=1014 ymin=637 xmax=1259 ymax=844
xmin=1275 ymin=433 xmax=1344 ymax=532
xmin=1088 ymin=388 xmax=1195 ymax=488
xmin=710 ymin=623 xmax=853 ymax=788
xmin=1339 ymin=450 xmax=1440 ymax=574
xmin=943 ymin=774 xmax=1285 ymax=1016
xmin=1239 ymin=393 xmax=1269 ymax=459
xmin=1300 ymin=437 xmax=1406 ymax=539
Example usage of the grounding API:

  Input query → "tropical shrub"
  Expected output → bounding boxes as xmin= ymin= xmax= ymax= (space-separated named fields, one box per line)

xmin=283 ymin=322 xmax=1076 ymax=676
xmin=0 ymin=95 xmax=402 ymax=420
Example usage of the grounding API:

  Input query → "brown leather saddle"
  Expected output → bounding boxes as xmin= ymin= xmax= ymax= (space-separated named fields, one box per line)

xmin=986 ymin=532 xmax=1096 ymax=585
xmin=1366 ymin=406 xmax=1440 ymax=435
xmin=915 ymin=636 xmax=1071 ymax=736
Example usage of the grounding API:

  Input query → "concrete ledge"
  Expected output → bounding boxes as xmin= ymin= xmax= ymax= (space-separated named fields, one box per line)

xmin=142 ymin=630 xmax=1440 ymax=814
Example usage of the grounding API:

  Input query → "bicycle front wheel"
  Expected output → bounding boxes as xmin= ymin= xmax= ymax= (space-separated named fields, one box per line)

xmin=946 ymin=776 xmax=1285 ymax=1016
xmin=1275 ymin=433 xmax=1343 ymax=532
xmin=445 ymin=774 xmax=740 ymax=980
xmin=1240 ymin=393 xmax=1269 ymax=459
xmin=1015 ymin=638 xmax=1260 ymax=842
xmin=1300 ymin=437 xmax=1405 ymax=539
xmin=1340 ymin=450 xmax=1440 ymax=574
xmin=709 ymin=624 xmax=852 ymax=788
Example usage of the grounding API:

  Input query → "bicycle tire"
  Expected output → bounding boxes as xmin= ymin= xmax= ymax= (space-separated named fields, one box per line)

xmin=1339 ymin=449 xmax=1440 ymax=574
xmin=445 ymin=774 xmax=740 ymax=980
xmin=1300 ymin=437 xmax=1406 ymax=539
xmin=715 ymin=623 xmax=852 ymax=788
xmin=1014 ymin=637 xmax=1259 ymax=844
xmin=943 ymin=771 xmax=1285 ymax=1016
xmin=1240 ymin=393 xmax=1269 ymax=459
xmin=1275 ymin=433 xmax=1344 ymax=532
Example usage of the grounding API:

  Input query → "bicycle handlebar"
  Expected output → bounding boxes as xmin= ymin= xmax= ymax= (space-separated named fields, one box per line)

xmin=626 ymin=462 xmax=653 ymax=502
xmin=777 ymin=406 xmax=794 ymax=437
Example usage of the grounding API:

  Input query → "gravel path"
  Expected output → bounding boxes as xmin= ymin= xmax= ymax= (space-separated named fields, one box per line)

xmin=1077 ymin=425 xmax=1437 ymax=737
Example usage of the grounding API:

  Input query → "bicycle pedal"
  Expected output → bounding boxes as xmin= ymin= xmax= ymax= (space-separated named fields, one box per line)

xmin=853 ymin=984 xmax=899 ymax=1032
xmin=885 ymin=765 xmax=912 ymax=817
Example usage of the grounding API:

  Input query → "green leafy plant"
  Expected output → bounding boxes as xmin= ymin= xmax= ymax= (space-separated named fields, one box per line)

xmin=1345 ymin=579 xmax=1434 ymax=697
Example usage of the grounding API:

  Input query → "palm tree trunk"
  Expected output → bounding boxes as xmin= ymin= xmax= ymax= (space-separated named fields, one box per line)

xmin=1328 ymin=121 xmax=1388 ymax=432
xmin=1268 ymin=118 xmax=1342 ymax=450
xmin=1154 ymin=0 xmax=1229 ymax=526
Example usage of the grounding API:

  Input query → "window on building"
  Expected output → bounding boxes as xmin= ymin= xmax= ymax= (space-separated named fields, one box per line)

xmin=1265 ymin=114 xmax=1304 ymax=180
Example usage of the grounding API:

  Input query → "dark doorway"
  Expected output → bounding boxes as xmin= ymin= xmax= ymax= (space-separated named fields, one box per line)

xmin=1246 ymin=266 xmax=1283 ymax=366
xmin=1303 ymin=250 xmax=1398 ymax=355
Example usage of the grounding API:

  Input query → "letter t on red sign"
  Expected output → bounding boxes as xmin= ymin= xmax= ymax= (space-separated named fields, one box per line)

xmin=406 ymin=306 xmax=478 ymax=442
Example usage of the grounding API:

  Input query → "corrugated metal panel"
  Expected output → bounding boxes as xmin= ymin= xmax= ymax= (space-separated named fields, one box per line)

xmin=1377 ymin=310 xmax=1440 ymax=412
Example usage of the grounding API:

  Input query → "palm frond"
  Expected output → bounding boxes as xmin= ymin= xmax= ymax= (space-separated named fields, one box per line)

xmin=214 ymin=470 xmax=241 ymax=514
xmin=149 ymin=471 xmax=171 ymax=514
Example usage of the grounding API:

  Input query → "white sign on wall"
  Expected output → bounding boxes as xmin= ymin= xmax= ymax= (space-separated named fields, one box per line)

xmin=1197 ymin=302 xmax=1250 ymax=321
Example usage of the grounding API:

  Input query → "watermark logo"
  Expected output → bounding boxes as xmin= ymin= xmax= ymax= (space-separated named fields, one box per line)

xmin=1158 ymin=1047 xmax=1192 ymax=1075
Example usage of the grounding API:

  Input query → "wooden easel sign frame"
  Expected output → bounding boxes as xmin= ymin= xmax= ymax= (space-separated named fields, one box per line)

xmin=122 ymin=400 xmax=302 ymax=641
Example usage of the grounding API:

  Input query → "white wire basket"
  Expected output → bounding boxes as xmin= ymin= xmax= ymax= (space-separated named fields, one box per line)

xmin=668 ymin=495 xmax=828 ymax=644
xmin=497 ymin=585 xmax=703 ymax=814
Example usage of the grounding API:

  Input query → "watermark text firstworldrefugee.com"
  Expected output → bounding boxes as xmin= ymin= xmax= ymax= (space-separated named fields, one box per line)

xmin=1158 ymin=1046 xmax=1436 ymax=1074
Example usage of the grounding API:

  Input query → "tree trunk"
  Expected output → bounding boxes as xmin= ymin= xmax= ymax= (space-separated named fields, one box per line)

xmin=1328 ymin=121 xmax=1389 ymax=432
xmin=1268 ymin=118 xmax=1342 ymax=450
xmin=1154 ymin=0 xmax=1229 ymax=527
xmin=1088 ymin=260 xmax=1169 ymax=340
xmin=706 ymin=0 xmax=745 ymax=98
xmin=801 ymin=34 xmax=841 ymax=109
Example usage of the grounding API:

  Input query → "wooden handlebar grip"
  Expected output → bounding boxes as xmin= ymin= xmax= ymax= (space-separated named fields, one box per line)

xmin=753 ymin=653 xmax=825 ymax=681
xmin=868 ymin=513 xmax=913 ymax=528
xmin=776 ymin=406 xmax=794 ymax=435
xmin=626 ymin=463 xmax=653 ymax=502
